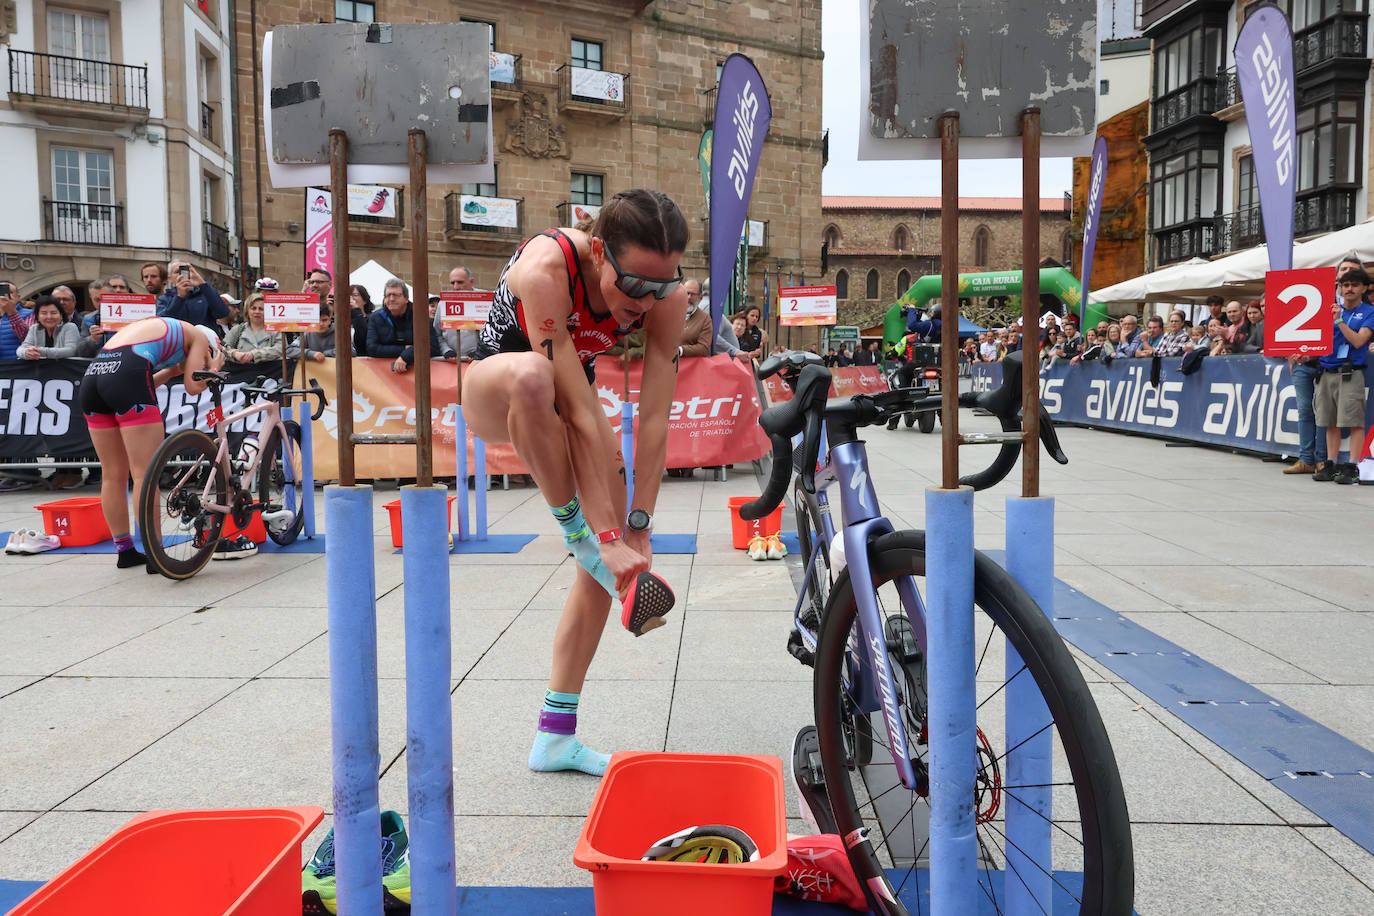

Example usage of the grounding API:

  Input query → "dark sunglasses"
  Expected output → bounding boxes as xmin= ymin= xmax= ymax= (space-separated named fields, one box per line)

xmin=600 ymin=241 xmax=683 ymax=300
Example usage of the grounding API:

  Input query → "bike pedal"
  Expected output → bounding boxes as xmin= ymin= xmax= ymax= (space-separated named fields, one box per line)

xmin=791 ymin=725 xmax=838 ymax=836
xmin=786 ymin=627 xmax=815 ymax=668
xmin=884 ymin=614 xmax=923 ymax=664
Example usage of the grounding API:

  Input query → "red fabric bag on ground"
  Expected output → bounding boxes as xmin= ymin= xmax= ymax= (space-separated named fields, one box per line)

xmin=773 ymin=833 xmax=868 ymax=910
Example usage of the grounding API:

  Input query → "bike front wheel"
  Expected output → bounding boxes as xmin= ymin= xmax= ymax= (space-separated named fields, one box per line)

xmin=140 ymin=429 xmax=226 ymax=580
xmin=813 ymin=530 xmax=1133 ymax=915
xmin=258 ymin=420 xmax=305 ymax=545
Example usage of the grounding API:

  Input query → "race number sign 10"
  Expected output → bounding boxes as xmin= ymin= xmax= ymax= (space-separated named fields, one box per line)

xmin=439 ymin=291 xmax=494 ymax=330
xmin=780 ymin=285 xmax=837 ymax=326
xmin=263 ymin=292 xmax=321 ymax=332
xmin=100 ymin=293 xmax=156 ymax=329
xmin=1263 ymin=267 xmax=1336 ymax=357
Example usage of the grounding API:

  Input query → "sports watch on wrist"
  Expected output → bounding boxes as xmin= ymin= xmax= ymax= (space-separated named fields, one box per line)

xmin=626 ymin=509 xmax=653 ymax=533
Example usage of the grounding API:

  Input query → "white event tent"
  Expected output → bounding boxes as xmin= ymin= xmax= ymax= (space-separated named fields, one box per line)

xmin=1091 ymin=218 xmax=1374 ymax=304
xmin=349 ymin=259 xmax=412 ymax=306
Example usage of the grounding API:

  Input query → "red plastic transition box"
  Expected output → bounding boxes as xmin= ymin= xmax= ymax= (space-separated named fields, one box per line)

xmin=8 ymin=806 xmax=324 ymax=916
xmin=385 ymin=495 xmax=458 ymax=547
xmin=34 ymin=497 xmax=110 ymax=546
xmin=575 ymin=752 xmax=786 ymax=916
xmin=727 ymin=495 xmax=782 ymax=549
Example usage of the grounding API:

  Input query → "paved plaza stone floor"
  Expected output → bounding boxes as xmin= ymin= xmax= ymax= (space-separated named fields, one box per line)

xmin=2 ymin=413 xmax=1373 ymax=914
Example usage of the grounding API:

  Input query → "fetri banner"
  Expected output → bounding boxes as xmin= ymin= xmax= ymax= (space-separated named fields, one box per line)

xmin=762 ymin=365 xmax=889 ymax=404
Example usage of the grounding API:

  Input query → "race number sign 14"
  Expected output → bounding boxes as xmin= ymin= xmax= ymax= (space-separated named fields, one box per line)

xmin=263 ymin=292 xmax=321 ymax=332
xmin=780 ymin=285 xmax=837 ymax=326
xmin=439 ymin=291 xmax=494 ymax=330
xmin=1264 ymin=267 xmax=1336 ymax=357
xmin=100 ymin=293 xmax=156 ymax=329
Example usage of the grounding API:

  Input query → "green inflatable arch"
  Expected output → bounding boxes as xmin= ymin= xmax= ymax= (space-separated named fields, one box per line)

xmin=881 ymin=268 xmax=1111 ymax=350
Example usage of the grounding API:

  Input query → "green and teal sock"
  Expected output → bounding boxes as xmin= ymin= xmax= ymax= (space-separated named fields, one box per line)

xmin=551 ymin=496 xmax=617 ymax=599
xmin=529 ymin=690 xmax=610 ymax=776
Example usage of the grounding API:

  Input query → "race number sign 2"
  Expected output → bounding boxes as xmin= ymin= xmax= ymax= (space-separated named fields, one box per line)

xmin=263 ymin=292 xmax=321 ymax=332
xmin=780 ymin=285 xmax=837 ymax=327
xmin=100 ymin=293 xmax=156 ymax=329
xmin=1264 ymin=267 xmax=1336 ymax=357
xmin=439 ymin=291 xmax=494 ymax=330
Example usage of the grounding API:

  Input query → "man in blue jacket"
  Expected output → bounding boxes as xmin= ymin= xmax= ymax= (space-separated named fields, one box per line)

xmin=1312 ymin=267 xmax=1374 ymax=485
xmin=366 ymin=277 xmax=440 ymax=373
xmin=156 ymin=260 xmax=227 ymax=334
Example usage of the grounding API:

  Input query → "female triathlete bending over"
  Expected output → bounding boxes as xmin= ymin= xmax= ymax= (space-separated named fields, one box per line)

xmin=80 ymin=316 xmax=224 ymax=569
xmin=465 ymin=189 xmax=689 ymax=776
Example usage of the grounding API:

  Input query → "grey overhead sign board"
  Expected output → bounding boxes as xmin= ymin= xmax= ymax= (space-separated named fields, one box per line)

xmin=264 ymin=22 xmax=495 ymax=186
xmin=860 ymin=0 xmax=1097 ymax=160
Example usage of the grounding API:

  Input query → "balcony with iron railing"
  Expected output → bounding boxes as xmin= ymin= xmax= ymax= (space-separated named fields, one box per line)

xmin=445 ymin=192 xmax=524 ymax=247
xmin=203 ymin=220 xmax=231 ymax=264
xmin=1294 ymin=13 xmax=1368 ymax=72
xmin=557 ymin=63 xmax=629 ymax=118
xmin=1152 ymin=216 xmax=1218 ymax=265
xmin=1215 ymin=205 xmax=1264 ymax=255
xmin=7 ymin=49 xmax=148 ymax=124
xmin=1295 ymin=185 xmax=1359 ymax=237
xmin=200 ymin=102 xmax=215 ymax=143
xmin=490 ymin=51 xmax=522 ymax=106
xmin=556 ymin=201 xmax=601 ymax=228
xmin=348 ymin=187 xmax=404 ymax=233
xmin=700 ymin=86 xmax=717 ymax=125
xmin=42 ymin=199 xmax=125 ymax=246
xmin=1151 ymin=78 xmax=1222 ymax=133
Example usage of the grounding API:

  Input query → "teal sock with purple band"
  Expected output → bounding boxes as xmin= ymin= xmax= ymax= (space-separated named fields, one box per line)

xmin=550 ymin=496 xmax=618 ymax=599
xmin=528 ymin=690 xmax=610 ymax=777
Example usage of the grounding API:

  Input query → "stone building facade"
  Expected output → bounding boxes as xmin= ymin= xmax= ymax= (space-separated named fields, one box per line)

xmin=234 ymin=0 xmax=823 ymax=347
xmin=820 ymin=197 xmax=1073 ymax=330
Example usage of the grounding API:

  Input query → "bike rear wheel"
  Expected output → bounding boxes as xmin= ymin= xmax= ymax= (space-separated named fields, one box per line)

xmin=813 ymin=530 xmax=1133 ymax=915
xmin=140 ymin=429 xmax=226 ymax=580
xmin=258 ymin=421 xmax=305 ymax=545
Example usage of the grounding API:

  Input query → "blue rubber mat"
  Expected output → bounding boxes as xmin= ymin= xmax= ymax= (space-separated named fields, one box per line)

xmin=0 ymin=871 xmax=1112 ymax=914
xmin=448 ymin=533 xmax=537 ymax=555
xmin=1 ymin=532 xmax=325 ymax=556
xmin=982 ymin=551 xmax=1374 ymax=858
xmin=649 ymin=532 xmax=697 ymax=554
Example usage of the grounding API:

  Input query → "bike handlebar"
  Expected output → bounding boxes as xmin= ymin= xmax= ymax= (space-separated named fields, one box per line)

xmin=738 ymin=350 xmax=1068 ymax=522
xmin=193 ymin=372 xmax=328 ymax=421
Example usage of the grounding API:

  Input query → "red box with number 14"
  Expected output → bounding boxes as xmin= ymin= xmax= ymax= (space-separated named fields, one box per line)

xmin=1263 ymin=267 xmax=1336 ymax=358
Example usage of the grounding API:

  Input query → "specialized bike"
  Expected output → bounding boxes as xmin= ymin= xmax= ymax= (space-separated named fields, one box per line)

xmin=139 ymin=371 xmax=327 ymax=580
xmin=745 ymin=351 xmax=1133 ymax=915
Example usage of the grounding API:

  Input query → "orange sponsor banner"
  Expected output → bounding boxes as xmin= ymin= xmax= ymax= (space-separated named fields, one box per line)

xmin=306 ymin=355 xmax=769 ymax=479
xmin=761 ymin=364 xmax=889 ymax=404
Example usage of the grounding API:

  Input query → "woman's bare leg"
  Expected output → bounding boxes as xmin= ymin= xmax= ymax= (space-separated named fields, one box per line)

xmin=90 ymin=427 xmax=132 ymax=536
xmin=463 ymin=353 xmax=577 ymax=503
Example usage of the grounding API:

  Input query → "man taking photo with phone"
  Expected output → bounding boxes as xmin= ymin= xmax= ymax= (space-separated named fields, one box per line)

xmin=156 ymin=260 xmax=227 ymax=335
xmin=0 ymin=281 xmax=33 ymax=360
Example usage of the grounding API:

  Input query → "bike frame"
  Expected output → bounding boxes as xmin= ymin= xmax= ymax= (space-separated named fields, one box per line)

xmin=174 ymin=395 xmax=293 ymax=517
xmin=795 ymin=432 xmax=929 ymax=792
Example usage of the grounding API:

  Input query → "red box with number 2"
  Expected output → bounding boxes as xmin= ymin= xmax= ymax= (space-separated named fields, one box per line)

xmin=1264 ymin=266 xmax=1336 ymax=358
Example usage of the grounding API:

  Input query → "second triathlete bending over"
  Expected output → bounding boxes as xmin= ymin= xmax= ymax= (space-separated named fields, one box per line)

xmin=465 ymin=189 xmax=689 ymax=776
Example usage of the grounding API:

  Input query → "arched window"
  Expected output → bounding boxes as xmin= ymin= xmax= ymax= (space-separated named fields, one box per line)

xmin=823 ymin=224 xmax=841 ymax=249
xmin=1062 ymin=231 xmax=1074 ymax=270
xmin=893 ymin=225 xmax=910 ymax=251
xmin=973 ymin=226 xmax=991 ymax=266
xmin=897 ymin=269 xmax=912 ymax=295
xmin=866 ymin=269 xmax=879 ymax=299
xmin=835 ymin=269 xmax=849 ymax=299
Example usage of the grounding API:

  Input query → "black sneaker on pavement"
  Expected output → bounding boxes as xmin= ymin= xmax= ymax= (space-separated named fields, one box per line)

xmin=212 ymin=535 xmax=258 ymax=560
xmin=1312 ymin=461 xmax=1337 ymax=482
xmin=1334 ymin=462 xmax=1359 ymax=485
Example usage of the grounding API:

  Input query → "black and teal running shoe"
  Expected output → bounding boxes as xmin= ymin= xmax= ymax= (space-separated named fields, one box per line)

xmin=302 ymin=810 xmax=412 ymax=914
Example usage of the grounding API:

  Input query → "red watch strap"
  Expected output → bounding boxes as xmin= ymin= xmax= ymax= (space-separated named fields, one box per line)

xmin=596 ymin=528 xmax=623 ymax=544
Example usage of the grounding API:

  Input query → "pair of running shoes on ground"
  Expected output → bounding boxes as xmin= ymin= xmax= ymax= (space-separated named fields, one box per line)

xmin=746 ymin=533 xmax=788 ymax=561
xmin=301 ymin=809 xmax=411 ymax=914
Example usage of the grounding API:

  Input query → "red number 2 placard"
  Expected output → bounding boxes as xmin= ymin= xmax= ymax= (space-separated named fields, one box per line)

xmin=1264 ymin=267 xmax=1336 ymax=357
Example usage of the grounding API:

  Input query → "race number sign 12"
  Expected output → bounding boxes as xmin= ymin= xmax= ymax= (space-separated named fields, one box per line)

xmin=1263 ymin=267 xmax=1336 ymax=357
xmin=780 ymin=285 xmax=837 ymax=326
xmin=100 ymin=293 xmax=156 ymax=329
xmin=263 ymin=292 xmax=321 ymax=332
xmin=439 ymin=291 xmax=494 ymax=330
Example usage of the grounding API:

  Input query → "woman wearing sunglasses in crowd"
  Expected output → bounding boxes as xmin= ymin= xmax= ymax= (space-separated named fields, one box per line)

xmin=466 ymin=189 xmax=688 ymax=778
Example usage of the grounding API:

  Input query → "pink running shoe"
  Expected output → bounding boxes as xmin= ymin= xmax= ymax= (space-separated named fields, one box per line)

xmin=367 ymin=188 xmax=390 ymax=213
xmin=621 ymin=571 xmax=675 ymax=636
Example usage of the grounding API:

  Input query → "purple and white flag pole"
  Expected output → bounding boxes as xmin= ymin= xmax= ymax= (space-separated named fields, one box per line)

xmin=1235 ymin=6 xmax=1297 ymax=271
xmin=1079 ymin=136 xmax=1108 ymax=325
xmin=709 ymin=54 xmax=771 ymax=351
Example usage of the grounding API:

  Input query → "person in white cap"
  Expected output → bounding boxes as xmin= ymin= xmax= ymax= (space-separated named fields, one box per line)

xmin=78 ymin=317 xmax=224 ymax=570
